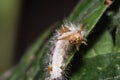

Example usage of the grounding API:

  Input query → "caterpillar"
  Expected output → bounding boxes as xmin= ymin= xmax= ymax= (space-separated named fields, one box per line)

xmin=46 ymin=23 xmax=87 ymax=80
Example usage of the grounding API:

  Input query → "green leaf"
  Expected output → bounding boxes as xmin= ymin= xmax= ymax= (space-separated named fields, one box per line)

xmin=116 ymin=25 xmax=120 ymax=52
xmin=69 ymin=0 xmax=109 ymax=35
xmin=70 ymin=30 xmax=115 ymax=80
xmin=23 ymin=43 xmax=49 ymax=80
xmin=71 ymin=52 xmax=120 ymax=80
xmin=107 ymin=9 xmax=120 ymax=52
xmin=113 ymin=11 xmax=120 ymax=52
xmin=85 ymin=31 xmax=114 ymax=58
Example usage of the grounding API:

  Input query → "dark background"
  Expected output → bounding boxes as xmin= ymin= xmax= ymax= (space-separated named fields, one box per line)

xmin=14 ymin=0 xmax=79 ymax=64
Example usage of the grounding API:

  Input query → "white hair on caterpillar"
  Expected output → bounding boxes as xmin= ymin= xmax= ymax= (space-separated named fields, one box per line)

xmin=45 ymin=23 xmax=87 ymax=80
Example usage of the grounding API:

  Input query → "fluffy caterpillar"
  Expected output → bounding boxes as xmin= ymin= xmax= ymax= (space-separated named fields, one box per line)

xmin=46 ymin=23 xmax=87 ymax=80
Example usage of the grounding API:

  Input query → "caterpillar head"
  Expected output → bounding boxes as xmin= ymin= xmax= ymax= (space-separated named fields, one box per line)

xmin=58 ymin=24 xmax=87 ymax=50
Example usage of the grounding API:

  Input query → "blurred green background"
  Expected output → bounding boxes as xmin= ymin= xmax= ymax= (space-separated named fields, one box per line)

xmin=0 ymin=0 xmax=21 ymax=74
